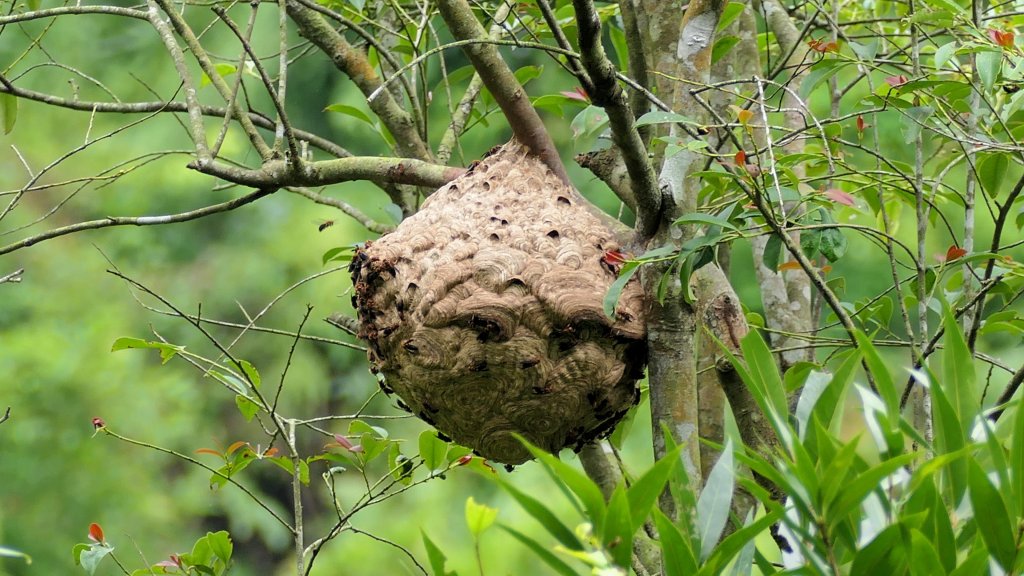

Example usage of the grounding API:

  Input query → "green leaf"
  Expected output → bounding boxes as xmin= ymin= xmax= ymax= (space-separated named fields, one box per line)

xmin=204 ymin=531 xmax=232 ymax=564
xmin=716 ymin=1 xmax=746 ymax=31
xmin=967 ymin=459 xmax=1016 ymax=571
xmin=1012 ymin=400 xmax=1024 ymax=519
xmin=826 ymin=452 xmax=917 ymax=527
xmin=321 ymin=246 xmax=353 ymax=266
xmin=234 ymin=395 xmax=259 ymax=421
xmin=603 ymin=261 xmax=640 ymax=317
xmin=418 ymin=430 xmax=448 ymax=473
xmin=237 ymin=360 xmax=260 ymax=389
xmin=603 ymin=486 xmax=633 ymax=568
xmin=499 ymin=525 xmax=578 ymax=576
xmin=1 ymin=93 xmax=16 ymax=134
xmin=324 ymin=103 xmax=375 ymax=126
xmin=940 ymin=301 xmax=978 ymax=426
xmin=519 ymin=438 xmax=607 ymax=533
xmin=626 ymin=445 xmax=681 ymax=534
xmin=902 ymin=106 xmax=934 ymax=144
xmin=514 ymin=65 xmax=543 ymax=86
xmin=699 ymin=509 xmax=782 ymax=575
xmin=801 ymin=60 xmax=848 ymax=99
xmin=421 ymin=532 xmax=453 ymax=576
xmin=465 ymin=496 xmax=498 ymax=537
xmin=854 ymin=331 xmax=898 ymax=418
xmin=110 ymin=337 xmax=181 ymax=364
xmin=976 ymin=50 xmax=1002 ymax=92
xmin=570 ymin=105 xmax=609 ymax=148
xmin=673 ymin=212 xmax=739 ymax=231
xmin=763 ymin=235 xmax=783 ymax=271
xmin=920 ymin=369 xmax=968 ymax=502
xmin=74 ymin=543 xmax=113 ymax=575
xmin=711 ymin=35 xmax=740 ymax=65
xmin=850 ymin=523 xmax=909 ymax=574
xmin=0 ymin=546 xmax=31 ymax=564
xmin=696 ymin=440 xmax=734 ymax=560
xmin=653 ymin=509 xmax=698 ymax=576
xmin=635 ymin=110 xmax=700 ymax=127
xmin=496 ymin=477 xmax=582 ymax=550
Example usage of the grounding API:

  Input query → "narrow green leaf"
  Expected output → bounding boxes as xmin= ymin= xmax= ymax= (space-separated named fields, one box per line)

xmin=967 ymin=459 xmax=1016 ymax=571
xmin=908 ymin=529 xmax=945 ymax=576
xmin=520 ymin=438 xmax=607 ymax=533
xmin=653 ymin=509 xmax=698 ymax=576
xmin=1012 ymin=401 xmax=1024 ymax=519
xmin=801 ymin=60 xmax=848 ymax=99
xmin=940 ymin=302 xmax=978 ymax=427
xmin=324 ymin=103 xmax=375 ymax=126
xmin=699 ymin=510 xmax=782 ymax=575
xmin=920 ymin=369 xmax=968 ymax=502
xmin=762 ymin=235 xmax=783 ymax=272
xmin=854 ymin=331 xmax=898 ymax=419
xmin=603 ymin=261 xmax=640 ymax=318
xmin=849 ymin=523 xmax=909 ymax=574
xmin=1 ymin=93 xmax=17 ymax=134
xmin=696 ymin=440 xmax=734 ymax=560
xmin=238 ymin=360 xmax=260 ymax=389
xmin=499 ymin=525 xmax=579 ymax=576
xmin=626 ymin=445 xmax=681 ymax=534
xmin=673 ymin=212 xmax=739 ymax=231
xmin=739 ymin=332 xmax=787 ymax=420
xmin=716 ymin=1 xmax=746 ymax=31
xmin=603 ymin=486 xmax=633 ymax=568
xmin=711 ymin=35 xmax=740 ymax=65
xmin=421 ymin=532 xmax=452 ymax=576
xmin=496 ymin=477 xmax=582 ymax=550
xmin=827 ymin=452 xmax=917 ymax=526
xmin=0 ymin=546 xmax=31 ymax=564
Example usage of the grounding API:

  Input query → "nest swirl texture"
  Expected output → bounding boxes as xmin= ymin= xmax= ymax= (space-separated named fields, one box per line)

xmin=350 ymin=140 xmax=647 ymax=464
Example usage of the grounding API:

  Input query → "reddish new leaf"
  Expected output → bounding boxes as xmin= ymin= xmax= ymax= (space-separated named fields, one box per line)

xmin=91 ymin=417 xmax=105 ymax=429
xmin=88 ymin=523 xmax=104 ymax=544
xmin=778 ymin=261 xmax=803 ymax=271
xmin=601 ymin=250 xmax=628 ymax=266
xmin=821 ymin=265 xmax=833 ymax=274
xmin=734 ymin=150 xmax=747 ymax=166
xmin=331 ymin=434 xmax=364 ymax=453
xmin=456 ymin=455 xmax=473 ymax=466
xmin=560 ymin=87 xmax=590 ymax=102
xmin=989 ymin=29 xmax=1015 ymax=49
xmin=737 ymin=109 xmax=753 ymax=124
xmin=262 ymin=447 xmax=279 ymax=457
xmin=824 ymin=188 xmax=856 ymax=206
xmin=945 ymin=245 xmax=967 ymax=261
xmin=856 ymin=115 xmax=866 ymax=133
xmin=225 ymin=441 xmax=248 ymax=456
xmin=885 ymin=75 xmax=909 ymax=88
xmin=195 ymin=448 xmax=222 ymax=457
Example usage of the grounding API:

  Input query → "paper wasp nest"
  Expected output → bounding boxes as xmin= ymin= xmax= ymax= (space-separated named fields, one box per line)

xmin=350 ymin=140 xmax=647 ymax=464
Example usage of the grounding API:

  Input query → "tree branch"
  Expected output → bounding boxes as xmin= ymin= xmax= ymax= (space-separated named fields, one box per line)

xmin=435 ymin=0 xmax=569 ymax=183
xmin=193 ymin=157 xmax=464 ymax=190
xmin=286 ymin=0 xmax=432 ymax=162
xmin=0 ymin=188 xmax=275 ymax=256
xmin=572 ymin=0 xmax=660 ymax=239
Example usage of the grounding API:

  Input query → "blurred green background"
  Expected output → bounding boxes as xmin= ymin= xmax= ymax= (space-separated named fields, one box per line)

xmin=2 ymin=5 xmax=1021 ymax=576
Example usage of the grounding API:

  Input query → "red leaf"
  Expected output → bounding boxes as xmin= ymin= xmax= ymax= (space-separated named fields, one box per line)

xmin=821 ymin=265 xmax=833 ymax=274
xmin=225 ymin=441 xmax=248 ymax=456
xmin=734 ymin=150 xmax=747 ymax=166
xmin=885 ymin=75 xmax=909 ymax=88
xmin=262 ymin=447 xmax=279 ymax=457
xmin=331 ymin=434 xmax=364 ymax=453
xmin=807 ymin=38 xmax=824 ymax=52
xmin=856 ymin=115 xmax=865 ymax=133
xmin=824 ymin=188 xmax=856 ymax=206
xmin=91 ymin=417 xmax=105 ymax=429
xmin=195 ymin=448 xmax=222 ymax=457
xmin=778 ymin=261 xmax=802 ymax=271
xmin=989 ymin=29 xmax=1015 ymax=49
xmin=560 ymin=87 xmax=590 ymax=102
xmin=456 ymin=455 xmax=473 ymax=466
xmin=822 ymin=41 xmax=839 ymax=53
xmin=945 ymin=245 xmax=967 ymax=261
xmin=88 ymin=523 xmax=105 ymax=544
xmin=601 ymin=250 xmax=628 ymax=265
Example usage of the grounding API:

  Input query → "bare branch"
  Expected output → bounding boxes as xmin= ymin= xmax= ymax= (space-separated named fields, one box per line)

xmin=0 ymin=268 xmax=24 ymax=284
xmin=0 ymin=188 xmax=275 ymax=256
xmin=435 ymin=0 xmax=569 ymax=183
xmin=288 ymin=187 xmax=396 ymax=234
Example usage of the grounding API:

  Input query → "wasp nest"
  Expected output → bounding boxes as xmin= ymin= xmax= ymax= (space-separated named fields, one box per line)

xmin=350 ymin=140 xmax=647 ymax=464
